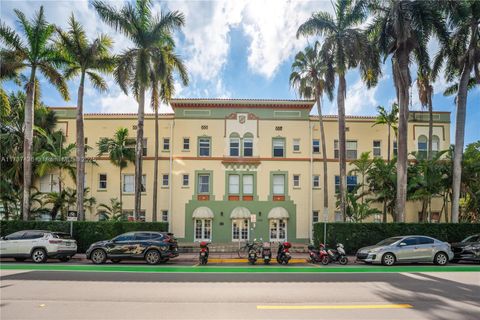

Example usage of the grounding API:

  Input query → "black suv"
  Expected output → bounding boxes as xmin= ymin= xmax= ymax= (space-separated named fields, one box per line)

xmin=451 ymin=234 xmax=480 ymax=263
xmin=86 ymin=231 xmax=179 ymax=264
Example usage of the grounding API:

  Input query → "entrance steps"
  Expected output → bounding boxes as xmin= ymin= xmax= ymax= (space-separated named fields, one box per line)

xmin=178 ymin=242 xmax=309 ymax=253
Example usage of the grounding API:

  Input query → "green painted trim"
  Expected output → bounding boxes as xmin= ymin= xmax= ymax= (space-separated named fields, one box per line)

xmin=194 ymin=170 xmax=214 ymax=199
xmin=197 ymin=136 xmax=212 ymax=157
xmin=272 ymin=137 xmax=286 ymax=158
xmin=174 ymin=108 xmax=311 ymax=120
xmin=269 ymin=171 xmax=290 ymax=201
xmin=223 ymin=170 xmax=258 ymax=201
xmin=2 ymin=264 xmax=477 ymax=273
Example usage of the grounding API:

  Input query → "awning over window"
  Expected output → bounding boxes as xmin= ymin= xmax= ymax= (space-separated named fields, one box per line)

xmin=268 ymin=207 xmax=289 ymax=219
xmin=192 ymin=207 xmax=214 ymax=219
xmin=230 ymin=207 xmax=251 ymax=219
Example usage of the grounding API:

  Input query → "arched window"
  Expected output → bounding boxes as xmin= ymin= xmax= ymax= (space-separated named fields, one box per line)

xmin=229 ymin=133 xmax=240 ymax=157
xmin=418 ymin=135 xmax=428 ymax=159
xmin=432 ymin=135 xmax=440 ymax=152
xmin=243 ymin=132 xmax=253 ymax=157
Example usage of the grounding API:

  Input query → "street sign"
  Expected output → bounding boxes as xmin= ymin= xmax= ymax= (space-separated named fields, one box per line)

xmin=250 ymin=214 xmax=257 ymax=223
xmin=67 ymin=216 xmax=77 ymax=221
xmin=67 ymin=211 xmax=78 ymax=221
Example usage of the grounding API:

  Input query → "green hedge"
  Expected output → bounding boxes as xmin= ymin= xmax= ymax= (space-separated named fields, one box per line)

xmin=0 ymin=221 xmax=168 ymax=253
xmin=314 ymin=223 xmax=480 ymax=254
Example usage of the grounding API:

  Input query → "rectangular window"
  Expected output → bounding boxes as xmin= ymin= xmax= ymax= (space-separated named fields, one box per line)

xmin=334 ymin=211 xmax=342 ymax=222
xmin=313 ymin=175 xmax=320 ymax=188
xmin=243 ymin=175 xmax=253 ymax=195
xmin=161 ymin=210 xmax=169 ymax=223
xmin=293 ymin=175 xmax=300 ymax=188
xmin=183 ymin=138 xmax=190 ymax=150
xmin=182 ymin=174 xmax=189 ymax=187
xmin=243 ymin=138 xmax=253 ymax=157
xmin=312 ymin=211 xmax=319 ymax=223
xmin=142 ymin=138 xmax=147 ymax=156
xmin=230 ymin=138 xmax=240 ymax=156
xmin=198 ymin=174 xmax=210 ymax=194
xmin=40 ymin=174 xmax=59 ymax=192
xmin=373 ymin=214 xmax=381 ymax=223
xmin=123 ymin=175 xmax=146 ymax=193
xmin=228 ymin=174 xmax=240 ymax=194
xmin=335 ymin=175 xmax=357 ymax=193
xmin=199 ymin=137 xmax=211 ymax=157
xmin=127 ymin=210 xmax=146 ymax=222
xmin=273 ymin=138 xmax=285 ymax=157
xmin=162 ymin=174 xmax=169 ymax=187
xmin=334 ymin=140 xmax=357 ymax=159
xmin=312 ymin=139 xmax=320 ymax=153
xmin=98 ymin=174 xmax=107 ymax=189
xmin=393 ymin=141 xmax=398 ymax=156
xmin=293 ymin=139 xmax=300 ymax=152
xmin=373 ymin=140 xmax=381 ymax=157
xmin=163 ymin=138 xmax=170 ymax=151
xmin=273 ymin=174 xmax=285 ymax=195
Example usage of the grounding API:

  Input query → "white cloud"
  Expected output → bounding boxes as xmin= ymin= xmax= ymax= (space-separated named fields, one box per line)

xmin=344 ymin=79 xmax=378 ymax=115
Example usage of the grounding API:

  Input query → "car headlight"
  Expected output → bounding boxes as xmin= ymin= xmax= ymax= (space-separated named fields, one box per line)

xmin=464 ymin=245 xmax=480 ymax=251
xmin=368 ymin=248 xmax=381 ymax=253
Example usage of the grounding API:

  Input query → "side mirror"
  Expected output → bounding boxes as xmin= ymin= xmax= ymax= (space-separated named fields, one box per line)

xmin=399 ymin=242 xmax=407 ymax=247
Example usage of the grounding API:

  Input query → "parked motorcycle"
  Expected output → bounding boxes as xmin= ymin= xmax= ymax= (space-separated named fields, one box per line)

xmin=276 ymin=241 xmax=292 ymax=265
xmin=247 ymin=242 xmax=258 ymax=265
xmin=199 ymin=241 xmax=209 ymax=265
xmin=325 ymin=243 xmax=348 ymax=265
xmin=308 ymin=243 xmax=329 ymax=265
xmin=262 ymin=242 xmax=272 ymax=265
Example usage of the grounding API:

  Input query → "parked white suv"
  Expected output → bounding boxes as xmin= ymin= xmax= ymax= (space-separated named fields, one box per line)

xmin=0 ymin=230 xmax=77 ymax=263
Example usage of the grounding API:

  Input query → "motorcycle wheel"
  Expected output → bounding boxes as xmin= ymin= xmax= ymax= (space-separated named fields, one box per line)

xmin=321 ymin=256 xmax=329 ymax=265
xmin=339 ymin=256 xmax=348 ymax=265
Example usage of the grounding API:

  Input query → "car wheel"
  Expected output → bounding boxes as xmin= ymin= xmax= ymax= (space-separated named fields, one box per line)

xmin=382 ymin=253 xmax=396 ymax=266
xmin=59 ymin=257 xmax=70 ymax=262
xmin=111 ymin=259 xmax=121 ymax=264
xmin=91 ymin=249 xmax=107 ymax=264
xmin=434 ymin=252 xmax=448 ymax=266
xmin=31 ymin=248 xmax=47 ymax=263
xmin=14 ymin=258 xmax=26 ymax=262
xmin=145 ymin=249 xmax=161 ymax=265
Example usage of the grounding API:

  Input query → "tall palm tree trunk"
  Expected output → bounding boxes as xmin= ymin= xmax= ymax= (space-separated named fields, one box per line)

xmin=394 ymin=52 xmax=410 ymax=223
xmin=337 ymin=75 xmax=347 ymax=221
xmin=451 ymin=63 xmax=470 ymax=223
xmin=22 ymin=68 xmax=36 ymax=221
xmin=387 ymin=125 xmax=391 ymax=162
xmin=427 ymin=93 xmax=433 ymax=160
xmin=134 ymin=86 xmax=146 ymax=220
xmin=119 ymin=166 xmax=123 ymax=211
xmin=152 ymin=106 xmax=159 ymax=222
xmin=76 ymin=72 xmax=86 ymax=221
xmin=316 ymin=92 xmax=329 ymax=220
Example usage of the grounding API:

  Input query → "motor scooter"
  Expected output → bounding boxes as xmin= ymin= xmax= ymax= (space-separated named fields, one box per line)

xmin=307 ymin=243 xmax=329 ymax=265
xmin=262 ymin=242 xmax=272 ymax=265
xmin=276 ymin=241 xmax=291 ymax=265
xmin=199 ymin=241 xmax=209 ymax=265
xmin=247 ymin=242 xmax=258 ymax=265
xmin=325 ymin=243 xmax=348 ymax=265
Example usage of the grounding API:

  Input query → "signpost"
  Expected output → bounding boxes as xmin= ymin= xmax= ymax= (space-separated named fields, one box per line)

xmin=67 ymin=212 xmax=78 ymax=235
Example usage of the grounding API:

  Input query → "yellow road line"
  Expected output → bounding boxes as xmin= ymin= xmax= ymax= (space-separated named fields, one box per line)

xmin=208 ymin=258 xmax=306 ymax=264
xmin=257 ymin=304 xmax=413 ymax=310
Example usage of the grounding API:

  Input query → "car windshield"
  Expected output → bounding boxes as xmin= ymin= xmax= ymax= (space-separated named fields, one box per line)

xmin=462 ymin=235 xmax=479 ymax=243
xmin=376 ymin=237 xmax=403 ymax=246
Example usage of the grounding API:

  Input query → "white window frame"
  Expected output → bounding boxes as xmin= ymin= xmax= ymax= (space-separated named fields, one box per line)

xmin=313 ymin=175 xmax=320 ymax=188
xmin=123 ymin=174 xmax=146 ymax=193
xmin=273 ymin=174 xmax=285 ymax=195
xmin=163 ymin=138 xmax=170 ymax=151
xmin=161 ymin=210 xmax=169 ymax=223
xmin=243 ymin=137 xmax=253 ymax=157
xmin=183 ymin=137 xmax=190 ymax=151
xmin=162 ymin=174 xmax=169 ymax=187
xmin=194 ymin=218 xmax=212 ymax=241
xmin=293 ymin=175 xmax=300 ymax=188
xmin=98 ymin=173 xmax=107 ymax=190
xmin=198 ymin=174 xmax=210 ymax=194
xmin=312 ymin=139 xmax=320 ymax=153
xmin=229 ymin=137 xmax=240 ymax=157
xmin=228 ymin=174 xmax=240 ymax=194
xmin=182 ymin=174 xmax=189 ymax=187
xmin=373 ymin=140 xmax=381 ymax=157
xmin=232 ymin=219 xmax=249 ymax=241
xmin=273 ymin=138 xmax=285 ymax=157
xmin=269 ymin=219 xmax=287 ymax=242
xmin=242 ymin=174 xmax=253 ymax=195
xmin=40 ymin=174 xmax=59 ymax=192
xmin=199 ymin=137 xmax=211 ymax=157
xmin=293 ymin=138 xmax=300 ymax=152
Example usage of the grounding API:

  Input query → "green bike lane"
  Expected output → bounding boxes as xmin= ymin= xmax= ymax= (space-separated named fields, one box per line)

xmin=1 ymin=262 xmax=479 ymax=273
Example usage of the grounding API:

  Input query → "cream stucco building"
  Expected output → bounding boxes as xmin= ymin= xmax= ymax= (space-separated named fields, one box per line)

xmin=40 ymin=99 xmax=451 ymax=243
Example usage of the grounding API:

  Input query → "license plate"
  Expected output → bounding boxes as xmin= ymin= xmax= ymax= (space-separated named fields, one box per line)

xmin=201 ymin=252 xmax=205 ymax=256
xmin=264 ymin=256 xmax=269 ymax=259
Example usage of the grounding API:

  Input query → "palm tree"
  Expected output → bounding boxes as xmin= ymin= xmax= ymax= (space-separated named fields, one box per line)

xmin=372 ymin=103 xmax=399 ymax=162
xmin=97 ymin=128 xmax=135 ymax=211
xmin=93 ymin=0 xmax=186 ymax=220
xmin=56 ymin=15 xmax=115 ymax=221
xmin=297 ymin=0 xmax=377 ymax=220
xmin=349 ymin=151 xmax=373 ymax=206
xmin=97 ymin=198 xmax=124 ymax=221
xmin=367 ymin=158 xmax=397 ymax=222
xmin=35 ymin=129 xmax=76 ymax=195
xmin=289 ymin=41 xmax=334 ymax=226
xmin=416 ymin=67 xmax=435 ymax=160
xmin=0 ymin=7 xmax=69 ymax=220
xmin=150 ymin=46 xmax=188 ymax=221
xmin=368 ymin=0 xmax=448 ymax=222
xmin=432 ymin=0 xmax=480 ymax=222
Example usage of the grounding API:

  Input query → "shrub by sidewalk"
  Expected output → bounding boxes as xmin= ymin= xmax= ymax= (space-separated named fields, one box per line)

xmin=314 ymin=222 xmax=480 ymax=254
xmin=0 ymin=220 xmax=168 ymax=253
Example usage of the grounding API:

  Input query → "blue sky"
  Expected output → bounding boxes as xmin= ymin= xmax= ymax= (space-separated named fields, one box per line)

xmin=1 ymin=0 xmax=479 ymax=146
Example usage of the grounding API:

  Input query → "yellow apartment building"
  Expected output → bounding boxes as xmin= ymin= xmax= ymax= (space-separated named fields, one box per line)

xmin=39 ymin=99 xmax=451 ymax=243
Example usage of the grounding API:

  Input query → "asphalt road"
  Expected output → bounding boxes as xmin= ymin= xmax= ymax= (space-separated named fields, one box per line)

xmin=1 ymin=268 xmax=479 ymax=320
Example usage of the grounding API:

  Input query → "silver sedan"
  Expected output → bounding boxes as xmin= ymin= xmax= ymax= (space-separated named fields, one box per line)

xmin=356 ymin=235 xmax=454 ymax=266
